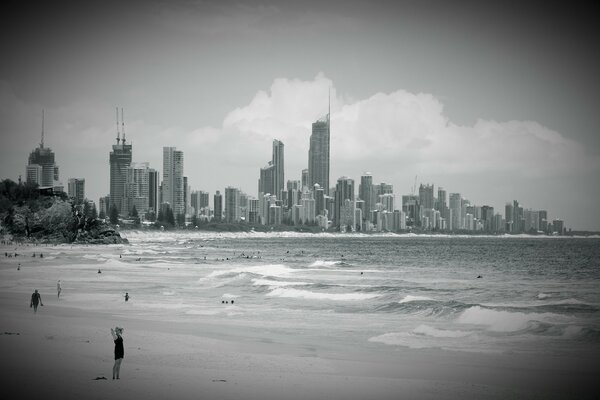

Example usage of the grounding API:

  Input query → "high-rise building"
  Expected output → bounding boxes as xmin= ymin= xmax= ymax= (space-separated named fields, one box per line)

xmin=308 ymin=111 xmax=330 ymax=195
xmin=272 ymin=139 xmax=284 ymax=199
xmin=449 ymin=193 xmax=462 ymax=231
xmin=334 ymin=177 xmax=354 ymax=227
xmin=27 ymin=110 xmax=60 ymax=188
xmin=225 ymin=187 xmax=241 ymax=223
xmin=259 ymin=162 xmax=275 ymax=196
xmin=162 ymin=147 xmax=184 ymax=217
xmin=359 ymin=173 xmax=374 ymax=220
xmin=148 ymin=169 xmax=160 ymax=215
xmin=301 ymin=169 xmax=309 ymax=191
xmin=419 ymin=184 xmax=434 ymax=210
xmin=109 ymin=109 xmax=132 ymax=214
xmin=213 ymin=191 xmax=223 ymax=222
xmin=123 ymin=163 xmax=151 ymax=216
xmin=99 ymin=195 xmax=110 ymax=218
xmin=68 ymin=178 xmax=85 ymax=205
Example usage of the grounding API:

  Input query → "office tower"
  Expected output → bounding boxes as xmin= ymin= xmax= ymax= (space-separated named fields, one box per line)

xmin=183 ymin=176 xmax=189 ymax=216
xmin=359 ymin=173 xmax=374 ymax=219
xmin=162 ymin=147 xmax=184 ymax=217
xmin=191 ymin=190 xmax=210 ymax=217
xmin=109 ymin=108 xmax=132 ymax=214
xmin=27 ymin=110 xmax=60 ymax=188
xmin=272 ymin=139 xmax=284 ymax=199
xmin=449 ymin=193 xmax=462 ymax=231
xmin=340 ymin=199 xmax=356 ymax=232
xmin=334 ymin=177 xmax=354 ymax=227
xmin=213 ymin=191 xmax=223 ymax=222
xmin=148 ymin=169 xmax=160 ymax=215
xmin=259 ymin=162 xmax=275 ymax=196
xmin=308 ymin=105 xmax=331 ymax=195
xmin=402 ymin=194 xmax=420 ymax=227
xmin=419 ymin=184 xmax=434 ymax=210
xmin=68 ymin=178 xmax=85 ymax=205
xmin=513 ymin=200 xmax=524 ymax=233
xmin=225 ymin=187 xmax=240 ymax=223
xmin=300 ymin=191 xmax=316 ymax=224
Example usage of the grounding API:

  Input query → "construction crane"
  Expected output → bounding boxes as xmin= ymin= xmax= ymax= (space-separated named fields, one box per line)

xmin=411 ymin=175 xmax=418 ymax=195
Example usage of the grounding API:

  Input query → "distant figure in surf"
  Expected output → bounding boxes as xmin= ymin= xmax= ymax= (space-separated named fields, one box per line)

xmin=477 ymin=275 xmax=482 ymax=279
xmin=30 ymin=289 xmax=43 ymax=312
xmin=57 ymin=280 xmax=62 ymax=299
xmin=17 ymin=263 xmax=20 ymax=271
xmin=98 ymin=269 xmax=102 ymax=274
xmin=111 ymin=327 xmax=124 ymax=379
xmin=124 ymin=292 xmax=129 ymax=301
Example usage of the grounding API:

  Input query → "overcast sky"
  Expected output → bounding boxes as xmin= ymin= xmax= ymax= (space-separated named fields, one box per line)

xmin=1 ymin=0 xmax=599 ymax=230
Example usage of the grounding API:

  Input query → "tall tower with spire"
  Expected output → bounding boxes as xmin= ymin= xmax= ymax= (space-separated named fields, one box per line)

xmin=27 ymin=109 xmax=59 ymax=187
xmin=308 ymin=90 xmax=331 ymax=195
xmin=109 ymin=107 xmax=132 ymax=214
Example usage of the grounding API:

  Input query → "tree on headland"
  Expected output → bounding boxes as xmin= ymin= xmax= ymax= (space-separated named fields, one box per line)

xmin=131 ymin=205 xmax=140 ymax=227
xmin=109 ymin=204 xmax=119 ymax=225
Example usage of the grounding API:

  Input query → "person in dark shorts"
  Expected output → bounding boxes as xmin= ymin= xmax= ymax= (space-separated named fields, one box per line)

xmin=111 ymin=326 xmax=124 ymax=379
xmin=30 ymin=290 xmax=43 ymax=312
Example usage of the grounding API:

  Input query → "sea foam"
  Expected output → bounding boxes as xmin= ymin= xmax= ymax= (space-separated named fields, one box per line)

xmin=266 ymin=287 xmax=379 ymax=301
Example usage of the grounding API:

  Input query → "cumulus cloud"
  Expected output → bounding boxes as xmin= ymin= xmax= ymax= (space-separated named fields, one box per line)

xmin=206 ymin=73 xmax=599 ymax=187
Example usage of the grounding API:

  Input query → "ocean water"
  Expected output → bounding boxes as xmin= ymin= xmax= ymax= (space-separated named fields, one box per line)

xmin=11 ymin=231 xmax=600 ymax=356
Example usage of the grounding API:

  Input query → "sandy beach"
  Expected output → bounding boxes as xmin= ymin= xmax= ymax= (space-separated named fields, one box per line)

xmin=1 ymin=241 xmax=598 ymax=400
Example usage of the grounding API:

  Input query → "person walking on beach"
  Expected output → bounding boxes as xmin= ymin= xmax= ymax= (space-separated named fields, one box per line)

xmin=30 ymin=289 xmax=43 ymax=312
xmin=57 ymin=280 xmax=62 ymax=299
xmin=111 ymin=327 xmax=124 ymax=379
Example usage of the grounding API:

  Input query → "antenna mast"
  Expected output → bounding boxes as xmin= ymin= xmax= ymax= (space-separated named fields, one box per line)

xmin=121 ymin=108 xmax=125 ymax=144
xmin=41 ymin=109 xmax=45 ymax=148
xmin=116 ymin=107 xmax=120 ymax=144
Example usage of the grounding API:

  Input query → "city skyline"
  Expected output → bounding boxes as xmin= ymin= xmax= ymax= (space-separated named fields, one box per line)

xmin=1 ymin=1 xmax=599 ymax=230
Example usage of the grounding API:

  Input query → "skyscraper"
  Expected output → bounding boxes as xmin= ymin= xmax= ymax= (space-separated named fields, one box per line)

xmin=258 ymin=162 xmax=275 ymax=196
xmin=419 ymin=184 xmax=434 ymax=210
xmin=359 ymin=173 xmax=374 ymax=219
xmin=213 ymin=191 xmax=223 ymax=222
xmin=162 ymin=147 xmax=184 ymax=217
xmin=308 ymin=104 xmax=330 ymax=195
xmin=27 ymin=110 xmax=60 ymax=188
xmin=148 ymin=169 xmax=160 ymax=215
xmin=334 ymin=176 xmax=354 ymax=227
xmin=109 ymin=108 xmax=132 ymax=214
xmin=225 ymin=186 xmax=240 ymax=223
xmin=123 ymin=163 xmax=151 ymax=216
xmin=272 ymin=139 xmax=284 ymax=199
xmin=449 ymin=193 xmax=462 ymax=231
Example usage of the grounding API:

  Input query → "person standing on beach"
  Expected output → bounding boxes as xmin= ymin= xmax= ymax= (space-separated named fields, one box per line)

xmin=30 ymin=290 xmax=43 ymax=312
xmin=57 ymin=280 xmax=62 ymax=299
xmin=111 ymin=327 xmax=124 ymax=379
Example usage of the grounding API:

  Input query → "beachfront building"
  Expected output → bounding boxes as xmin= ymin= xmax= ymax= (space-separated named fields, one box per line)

xmin=213 ymin=191 xmax=223 ymax=222
xmin=308 ymin=113 xmax=330 ymax=195
xmin=109 ymin=116 xmax=132 ymax=215
xmin=67 ymin=178 xmax=85 ymax=205
xmin=162 ymin=147 xmax=184 ymax=218
xmin=225 ymin=187 xmax=241 ymax=223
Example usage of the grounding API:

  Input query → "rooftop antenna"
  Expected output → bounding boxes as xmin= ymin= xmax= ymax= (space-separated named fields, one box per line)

xmin=40 ymin=109 xmax=45 ymax=148
xmin=116 ymin=107 xmax=120 ymax=144
xmin=121 ymin=108 xmax=125 ymax=144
